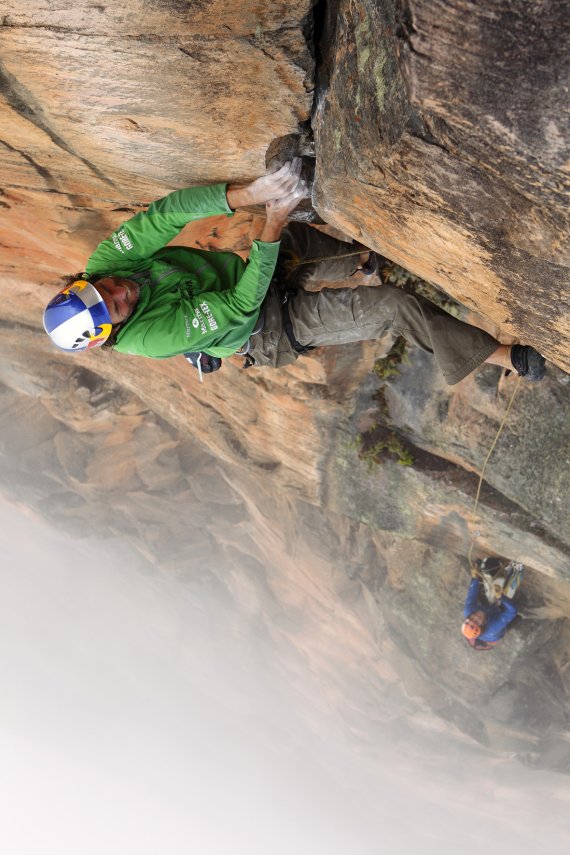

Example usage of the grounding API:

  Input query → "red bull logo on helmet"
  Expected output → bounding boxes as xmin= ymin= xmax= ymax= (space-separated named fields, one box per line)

xmin=43 ymin=279 xmax=113 ymax=353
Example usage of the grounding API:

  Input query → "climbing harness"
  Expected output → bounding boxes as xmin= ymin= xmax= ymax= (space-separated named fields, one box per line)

xmin=479 ymin=560 xmax=525 ymax=604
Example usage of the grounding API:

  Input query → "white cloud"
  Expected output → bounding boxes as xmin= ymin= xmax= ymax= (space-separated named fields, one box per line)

xmin=0 ymin=498 xmax=568 ymax=855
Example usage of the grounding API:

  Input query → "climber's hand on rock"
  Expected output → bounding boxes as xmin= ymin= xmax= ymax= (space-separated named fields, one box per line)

xmin=226 ymin=159 xmax=303 ymax=209
xmin=260 ymin=178 xmax=308 ymax=243
xmin=266 ymin=178 xmax=307 ymax=220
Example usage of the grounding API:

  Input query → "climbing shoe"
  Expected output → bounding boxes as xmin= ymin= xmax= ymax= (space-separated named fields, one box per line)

xmin=360 ymin=251 xmax=380 ymax=276
xmin=510 ymin=345 xmax=546 ymax=381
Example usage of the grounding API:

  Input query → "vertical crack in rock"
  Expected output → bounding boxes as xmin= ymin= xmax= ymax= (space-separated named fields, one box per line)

xmin=309 ymin=0 xmax=340 ymax=98
xmin=312 ymin=0 xmax=450 ymax=151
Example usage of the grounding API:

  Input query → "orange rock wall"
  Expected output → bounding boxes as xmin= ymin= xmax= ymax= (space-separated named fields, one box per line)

xmin=0 ymin=0 xmax=313 ymax=282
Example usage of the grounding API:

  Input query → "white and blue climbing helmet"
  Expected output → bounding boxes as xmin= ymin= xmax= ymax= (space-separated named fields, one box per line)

xmin=43 ymin=278 xmax=112 ymax=352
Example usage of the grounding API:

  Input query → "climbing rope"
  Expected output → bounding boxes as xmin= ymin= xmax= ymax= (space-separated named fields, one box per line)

xmin=467 ymin=374 xmax=523 ymax=572
xmin=287 ymin=249 xmax=365 ymax=267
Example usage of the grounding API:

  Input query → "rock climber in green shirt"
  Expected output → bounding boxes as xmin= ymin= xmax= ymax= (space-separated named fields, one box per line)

xmin=43 ymin=159 xmax=546 ymax=383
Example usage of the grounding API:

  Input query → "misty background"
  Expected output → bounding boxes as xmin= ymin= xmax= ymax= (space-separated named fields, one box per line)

xmin=1 ymin=497 xmax=568 ymax=854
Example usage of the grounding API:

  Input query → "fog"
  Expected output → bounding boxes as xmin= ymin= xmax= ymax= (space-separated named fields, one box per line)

xmin=1 ymin=498 xmax=568 ymax=854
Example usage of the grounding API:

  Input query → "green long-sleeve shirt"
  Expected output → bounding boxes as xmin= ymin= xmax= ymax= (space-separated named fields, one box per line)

xmin=85 ymin=183 xmax=280 ymax=358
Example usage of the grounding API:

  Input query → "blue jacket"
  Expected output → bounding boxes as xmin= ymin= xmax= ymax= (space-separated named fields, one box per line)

xmin=463 ymin=579 xmax=518 ymax=643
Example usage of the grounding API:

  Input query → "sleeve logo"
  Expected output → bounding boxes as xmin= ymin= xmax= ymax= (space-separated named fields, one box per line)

xmin=112 ymin=228 xmax=134 ymax=253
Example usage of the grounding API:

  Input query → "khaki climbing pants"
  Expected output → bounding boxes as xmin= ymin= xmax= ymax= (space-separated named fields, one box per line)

xmin=248 ymin=223 xmax=499 ymax=385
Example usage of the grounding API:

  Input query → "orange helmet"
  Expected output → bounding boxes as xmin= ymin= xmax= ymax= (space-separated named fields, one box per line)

xmin=462 ymin=618 xmax=482 ymax=640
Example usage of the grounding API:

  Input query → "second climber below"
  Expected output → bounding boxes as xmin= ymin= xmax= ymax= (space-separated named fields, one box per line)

xmin=461 ymin=560 xmax=521 ymax=651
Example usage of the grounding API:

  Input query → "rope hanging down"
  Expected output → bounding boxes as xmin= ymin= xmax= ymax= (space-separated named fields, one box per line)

xmin=467 ymin=375 xmax=522 ymax=571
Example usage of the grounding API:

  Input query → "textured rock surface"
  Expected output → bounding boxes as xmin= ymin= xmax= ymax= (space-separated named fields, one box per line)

xmin=0 ymin=2 xmax=569 ymax=773
xmin=1 ymin=302 xmax=569 ymax=769
xmin=0 ymin=0 xmax=314 ymax=280
xmin=313 ymin=0 xmax=570 ymax=370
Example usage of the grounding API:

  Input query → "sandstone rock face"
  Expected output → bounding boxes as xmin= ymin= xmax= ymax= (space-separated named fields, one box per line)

xmin=314 ymin=0 xmax=570 ymax=370
xmin=0 ymin=2 xmax=569 ymax=774
xmin=0 ymin=0 xmax=313 ymax=280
